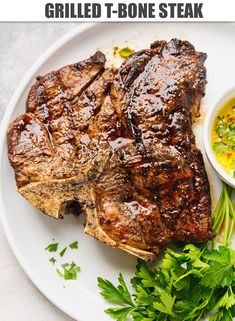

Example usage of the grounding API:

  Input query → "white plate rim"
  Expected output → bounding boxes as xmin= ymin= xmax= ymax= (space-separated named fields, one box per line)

xmin=0 ymin=23 xmax=99 ymax=321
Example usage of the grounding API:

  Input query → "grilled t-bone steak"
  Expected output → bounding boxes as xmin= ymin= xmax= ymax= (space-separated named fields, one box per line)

xmin=8 ymin=39 xmax=214 ymax=260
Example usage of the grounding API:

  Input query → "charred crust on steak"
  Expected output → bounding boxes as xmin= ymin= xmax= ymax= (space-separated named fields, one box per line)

xmin=7 ymin=40 xmax=214 ymax=261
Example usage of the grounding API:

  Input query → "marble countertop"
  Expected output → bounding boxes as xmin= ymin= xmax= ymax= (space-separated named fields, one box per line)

xmin=0 ymin=23 xmax=78 ymax=321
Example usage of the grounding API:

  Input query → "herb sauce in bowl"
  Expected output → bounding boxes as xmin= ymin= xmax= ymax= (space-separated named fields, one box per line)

xmin=212 ymin=97 xmax=235 ymax=178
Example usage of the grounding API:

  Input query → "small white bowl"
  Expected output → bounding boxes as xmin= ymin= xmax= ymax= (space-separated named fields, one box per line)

xmin=204 ymin=88 xmax=235 ymax=188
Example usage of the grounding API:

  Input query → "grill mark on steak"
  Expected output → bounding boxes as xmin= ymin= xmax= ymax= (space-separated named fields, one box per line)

xmin=93 ymin=39 xmax=213 ymax=252
xmin=26 ymin=52 xmax=107 ymax=162
xmin=9 ymin=52 xmax=115 ymax=187
xmin=7 ymin=40 xmax=214 ymax=261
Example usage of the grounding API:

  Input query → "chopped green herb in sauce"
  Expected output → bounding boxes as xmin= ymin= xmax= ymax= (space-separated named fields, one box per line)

xmin=212 ymin=98 xmax=235 ymax=178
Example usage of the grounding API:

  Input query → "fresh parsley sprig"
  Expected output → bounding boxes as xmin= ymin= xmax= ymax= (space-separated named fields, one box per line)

xmin=98 ymin=274 xmax=134 ymax=307
xmin=98 ymin=183 xmax=235 ymax=321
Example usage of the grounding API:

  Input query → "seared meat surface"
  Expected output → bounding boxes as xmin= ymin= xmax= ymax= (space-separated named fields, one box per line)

xmin=9 ymin=52 xmax=113 ymax=188
xmin=94 ymin=40 xmax=213 ymax=258
xmin=8 ymin=39 xmax=213 ymax=260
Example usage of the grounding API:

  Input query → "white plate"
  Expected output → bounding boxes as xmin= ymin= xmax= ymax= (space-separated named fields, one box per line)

xmin=0 ymin=22 xmax=234 ymax=321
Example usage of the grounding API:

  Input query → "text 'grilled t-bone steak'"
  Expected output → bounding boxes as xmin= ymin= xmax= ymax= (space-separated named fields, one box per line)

xmin=7 ymin=39 xmax=214 ymax=261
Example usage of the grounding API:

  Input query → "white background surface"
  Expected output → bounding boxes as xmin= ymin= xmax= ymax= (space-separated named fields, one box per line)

xmin=0 ymin=23 xmax=77 ymax=321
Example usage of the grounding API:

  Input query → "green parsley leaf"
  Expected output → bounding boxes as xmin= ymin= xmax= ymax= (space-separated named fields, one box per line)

xmin=56 ymin=269 xmax=63 ymax=277
xmin=56 ymin=262 xmax=80 ymax=280
xmin=60 ymin=261 xmax=80 ymax=280
xmin=117 ymin=274 xmax=134 ymax=306
xmin=49 ymin=257 xmax=56 ymax=265
xmin=44 ymin=242 xmax=58 ymax=252
xmin=174 ymin=269 xmax=203 ymax=291
xmin=69 ymin=241 xmax=79 ymax=249
xmin=61 ymin=263 xmax=69 ymax=269
xmin=118 ymin=47 xmax=134 ymax=58
xmin=201 ymin=246 xmax=235 ymax=288
xmin=184 ymin=244 xmax=209 ymax=269
xmin=134 ymin=284 xmax=153 ymax=306
xmin=210 ymin=309 xmax=234 ymax=321
xmin=64 ymin=267 xmax=77 ymax=280
xmin=203 ymin=246 xmax=231 ymax=264
xmin=105 ymin=307 xmax=133 ymax=321
xmin=131 ymin=309 xmax=155 ymax=321
xmin=153 ymin=287 xmax=176 ymax=316
xmin=60 ymin=247 xmax=67 ymax=257
xmin=212 ymin=289 xmax=235 ymax=311
xmin=98 ymin=274 xmax=133 ymax=306
xmin=132 ymin=259 xmax=154 ymax=288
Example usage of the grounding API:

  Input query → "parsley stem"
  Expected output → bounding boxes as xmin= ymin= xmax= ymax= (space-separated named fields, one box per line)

xmin=223 ymin=184 xmax=235 ymax=246
xmin=195 ymin=309 xmax=204 ymax=321
xmin=227 ymin=218 xmax=235 ymax=245
xmin=212 ymin=183 xmax=235 ymax=248
xmin=223 ymin=187 xmax=230 ymax=246
xmin=212 ymin=185 xmax=225 ymax=225
xmin=212 ymin=201 xmax=225 ymax=248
